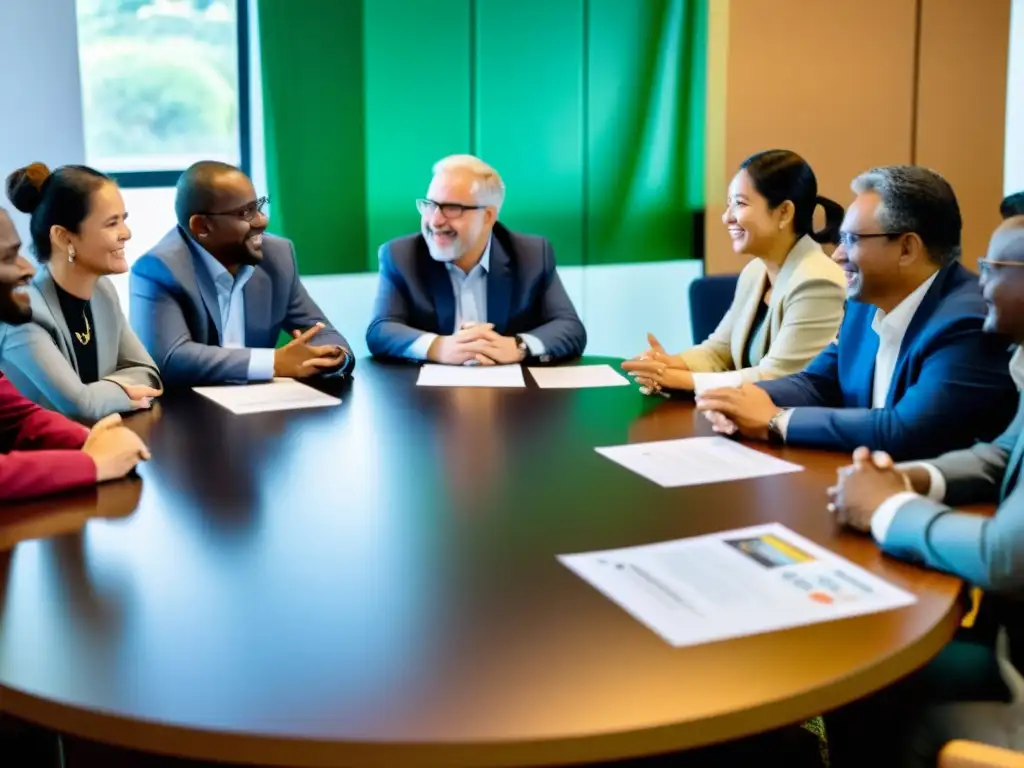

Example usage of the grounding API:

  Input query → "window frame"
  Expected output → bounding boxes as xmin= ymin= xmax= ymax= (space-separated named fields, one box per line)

xmin=91 ymin=0 xmax=252 ymax=189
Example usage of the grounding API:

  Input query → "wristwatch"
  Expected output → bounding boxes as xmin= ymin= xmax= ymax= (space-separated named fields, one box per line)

xmin=514 ymin=334 xmax=529 ymax=359
xmin=767 ymin=408 xmax=789 ymax=444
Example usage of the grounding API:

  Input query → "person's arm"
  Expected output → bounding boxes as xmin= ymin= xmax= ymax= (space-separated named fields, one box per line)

xmin=677 ymin=279 xmax=742 ymax=374
xmin=757 ymin=340 xmax=844 ymax=408
xmin=691 ymin=278 xmax=844 ymax=394
xmin=365 ymin=244 xmax=435 ymax=359
xmin=130 ymin=267 xmax=252 ymax=387
xmin=101 ymin=284 xmax=164 ymax=392
xmin=514 ymin=241 xmax=585 ymax=362
xmin=778 ymin=320 xmax=1016 ymax=460
xmin=280 ymin=241 xmax=354 ymax=375
xmin=0 ymin=377 xmax=96 ymax=501
xmin=0 ymin=322 xmax=132 ymax=423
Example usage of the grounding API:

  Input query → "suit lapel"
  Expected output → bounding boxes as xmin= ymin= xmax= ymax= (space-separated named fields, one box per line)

xmin=181 ymin=232 xmax=225 ymax=342
xmin=885 ymin=266 xmax=950 ymax=407
xmin=34 ymin=269 xmax=79 ymax=375
xmin=849 ymin=308 xmax=879 ymax=408
xmin=242 ymin=269 xmax=271 ymax=347
xmin=730 ymin=269 xmax=766 ymax=367
xmin=426 ymin=259 xmax=456 ymax=334
xmin=486 ymin=236 xmax=513 ymax=334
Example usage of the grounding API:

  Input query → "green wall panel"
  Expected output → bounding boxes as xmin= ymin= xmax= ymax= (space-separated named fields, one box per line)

xmin=259 ymin=0 xmax=706 ymax=275
xmin=257 ymin=0 xmax=367 ymax=275
xmin=363 ymin=1 xmax=473 ymax=270
xmin=474 ymin=0 xmax=586 ymax=266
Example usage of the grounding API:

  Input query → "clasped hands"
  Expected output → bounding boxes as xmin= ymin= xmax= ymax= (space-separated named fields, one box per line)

xmin=428 ymin=322 xmax=524 ymax=366
xmin=620 ymin=333 xmax=694 ymax=394
xmin=275 ymin=323 xmax=349 ymax=379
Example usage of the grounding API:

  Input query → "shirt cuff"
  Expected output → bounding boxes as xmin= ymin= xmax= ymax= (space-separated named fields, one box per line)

xmin=775 ymin=407 xmax=795 ymax=440
xmin=870 ymin=490 xmax=923 ymax=544
xmin=248 ymin=348 xmax=276 ymax=381
xmin=692 ymin=370 xmax=744 ymax=396
xmin=407 ymin=333 xmax=438 ymax=361
xmin=895 ymin=462 xmax=946 ymax=501
xmin=518 ymin=333 xmax=546 ymax=357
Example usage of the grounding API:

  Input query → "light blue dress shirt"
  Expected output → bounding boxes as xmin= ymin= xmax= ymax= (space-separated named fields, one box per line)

xmin=406 ymin=238 xmax=545 ymax=360
xmin=193 ymin=241 xmax=275 ymax=381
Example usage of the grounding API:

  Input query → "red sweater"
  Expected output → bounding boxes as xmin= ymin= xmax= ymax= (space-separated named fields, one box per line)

xmin=0 ymin=376 xmax=96 ymax=502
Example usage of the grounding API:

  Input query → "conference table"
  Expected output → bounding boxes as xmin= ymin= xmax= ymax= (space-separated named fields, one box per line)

xmin=0 ymin=357 xmax=963 ymax=767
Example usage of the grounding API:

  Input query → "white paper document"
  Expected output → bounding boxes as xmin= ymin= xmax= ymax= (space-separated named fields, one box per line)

xmin=416 ymin=363 xmax=526 ymax=388
xmin=528 ymin=364 xmax=631 ymax=389
xmin=595 ymin=436 xmax=803 ymax=488
xmin=560 ymin=523 xmax=917 ymax=648
xmin=192 ymin=380 xmax=341 ymax=415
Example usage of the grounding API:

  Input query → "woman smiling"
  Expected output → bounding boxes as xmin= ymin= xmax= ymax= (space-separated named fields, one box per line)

xmin=0 ymin=163 xmax=162 ymax=423
xmin=623 ymin=149 xmax=847 ymax=397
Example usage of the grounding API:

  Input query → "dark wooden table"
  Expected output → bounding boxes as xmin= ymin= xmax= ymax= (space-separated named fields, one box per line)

xmin=0 ymin=358 xmax=962 ymax=767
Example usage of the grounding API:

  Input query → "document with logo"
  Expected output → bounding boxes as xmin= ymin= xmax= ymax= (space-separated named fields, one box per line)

xmin=595 ymin=436 xmax=802 ymax=487
xmin=528 ymin=364 xmax=630 ymax=389
xmin=193 ymin=380 xmax=341 ymax=414
xmin=559 ymin=523 xmax=916 ymax=647
xmin=416 ymin=363 xmax=526 ymax=388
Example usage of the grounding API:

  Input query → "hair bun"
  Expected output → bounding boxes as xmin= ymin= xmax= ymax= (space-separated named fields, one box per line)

xmin=6 ymin=162 xmax=52 ymax=214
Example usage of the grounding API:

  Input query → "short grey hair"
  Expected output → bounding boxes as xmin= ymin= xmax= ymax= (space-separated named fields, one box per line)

xmin=850 ymin=165 xmax=962 ymax=266
xmin=431 ymin=154 xmax=505 ymax=211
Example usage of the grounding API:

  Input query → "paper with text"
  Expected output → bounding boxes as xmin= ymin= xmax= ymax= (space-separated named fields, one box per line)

xmin=193 ymin=380 xmax=341 ymax=415
xmin=596 ymin=436 xmax=802 ymax=487
xmin=560 ymin=523 xmax=916 ymax=647
xmin=528 ymin=364 xmax=630 ymax=389
xmin=417 ymin=363 xmax=526 ymax=388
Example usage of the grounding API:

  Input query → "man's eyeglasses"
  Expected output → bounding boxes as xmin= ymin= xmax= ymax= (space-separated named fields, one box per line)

xmin=837 ymin=231 xmax=906 ymax=249
xmin=416 ymin=198 xmax=486 ymax=220
xmin=202 ymin=196 xmax=270 ymax=222
xmin=978 ymin=258 xmax=1024 ymax=277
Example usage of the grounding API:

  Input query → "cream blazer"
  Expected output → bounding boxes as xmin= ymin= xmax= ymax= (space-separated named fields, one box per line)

xmin=680 ymin=234 xmax=846 ymax=393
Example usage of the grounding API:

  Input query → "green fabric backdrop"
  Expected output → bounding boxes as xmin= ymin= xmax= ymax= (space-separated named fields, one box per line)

xmin=258 ymin=0 xmax=706 ymax=275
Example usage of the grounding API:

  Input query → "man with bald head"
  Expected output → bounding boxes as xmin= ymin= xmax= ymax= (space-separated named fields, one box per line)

xmin=366 ymin=154 xmax=586 ymax=364
xmin=825 ymin=216 xmax=1024 ymax=767
xmin=129 ymin=161 xmax=353 ymax=387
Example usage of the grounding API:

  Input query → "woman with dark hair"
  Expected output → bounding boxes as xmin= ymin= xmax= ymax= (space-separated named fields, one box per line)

xmin=0 ymin=163 xmax=162 ymax=423
xmin=623 ymin=149 xmax=847 ymax=396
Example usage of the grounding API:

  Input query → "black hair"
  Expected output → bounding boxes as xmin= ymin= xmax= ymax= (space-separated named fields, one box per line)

xmin=1001 ymin=191 xmax=1024 ymax=220
xmin=175 ymin=160 xmax=243 ymax=230
xmin=5 ymin=163 xmax=112 ymax=262
xmin=738 ymin=149 xmax=843 ymax=245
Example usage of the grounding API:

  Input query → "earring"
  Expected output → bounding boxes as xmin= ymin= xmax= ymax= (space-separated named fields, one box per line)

xmin=67 ymin=245 xmax=76 ymax=263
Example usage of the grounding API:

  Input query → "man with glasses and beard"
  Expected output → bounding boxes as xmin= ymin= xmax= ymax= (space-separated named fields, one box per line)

xmin=0 ymin=206 xmax=149 ymax=501
xmin=366 ymin=154 xmax=586 ymax=365
xmin=130 ymin=161 xmax=353 ymax=388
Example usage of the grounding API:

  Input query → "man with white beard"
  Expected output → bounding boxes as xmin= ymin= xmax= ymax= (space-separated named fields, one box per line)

xmin=366 ymin=154 xmax=586 ymax=365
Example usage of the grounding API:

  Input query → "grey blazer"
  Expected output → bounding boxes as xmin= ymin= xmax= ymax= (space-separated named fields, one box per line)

xmin=885 ymin=389 xmax=1024 ymax=591
xmin=0 ymin=268 xmax=162 ymax=423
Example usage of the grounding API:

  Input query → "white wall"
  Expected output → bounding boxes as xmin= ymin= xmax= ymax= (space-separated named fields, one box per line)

xmin=1007 ymin=0 xmax=1024 ymax=195
xmin=0 ymin=0 xmax=87 ymax=247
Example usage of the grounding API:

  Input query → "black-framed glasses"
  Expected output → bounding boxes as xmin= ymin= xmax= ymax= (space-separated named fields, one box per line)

xmin=837 ymin=231 xmax=907 ymax=249
xmin=415 ymin=198 xmax=485 ymax=220
xmin=978 ymin=258 xmax=1024 ymax=277
xmin=202 ymin=196 xmax=270 ymax=222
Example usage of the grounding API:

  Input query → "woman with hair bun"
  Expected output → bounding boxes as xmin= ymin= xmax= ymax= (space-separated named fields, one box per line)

xmin=623 ymin=149 xmax=847 ymax=396
xmin=0 ymin=163 xmax=162 ymax=423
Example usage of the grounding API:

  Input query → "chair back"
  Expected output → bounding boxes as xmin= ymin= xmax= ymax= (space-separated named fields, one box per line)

xmin=688 ymin=274 xmax=739 ymax=345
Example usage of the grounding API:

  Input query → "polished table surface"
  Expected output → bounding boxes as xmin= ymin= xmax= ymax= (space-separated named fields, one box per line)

xmin=0 ymin=358 xmax=962 ymax=767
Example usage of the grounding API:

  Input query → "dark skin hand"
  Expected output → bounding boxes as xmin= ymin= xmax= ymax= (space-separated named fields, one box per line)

xmin=826 ymin=447 xmax=930 ymax=532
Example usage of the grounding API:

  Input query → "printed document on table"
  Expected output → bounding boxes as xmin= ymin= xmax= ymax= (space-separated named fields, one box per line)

xmin=416 ymin=363 xmax=526 ymax=388
xmin=559 ymin=523 xmax=917 ymax=648
xmin=595 ymin=436 xmax=802 ymax=487
xmin=528 ymin=364 xmax=630 ymax=389
xmin=193 ymin=379 xmax=341 ymax=415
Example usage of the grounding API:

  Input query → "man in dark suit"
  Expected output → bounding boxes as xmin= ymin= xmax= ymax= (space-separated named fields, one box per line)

xmin=129 ymin=161 xmax=353 ymax=388
xmin=366 ymin=154 xmax=586 ymax=365
xmin=826 ymin=216 xmax=1024 ymax=768
xmin=694 ymin=165 xmax=1017 ymax=461
xmin=0 ymin=207 xmax=147 ymax=501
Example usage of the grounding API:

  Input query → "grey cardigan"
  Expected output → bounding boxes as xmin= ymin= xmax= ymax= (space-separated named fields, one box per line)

xmin=0 ymin=268 xmax=163 ymax=423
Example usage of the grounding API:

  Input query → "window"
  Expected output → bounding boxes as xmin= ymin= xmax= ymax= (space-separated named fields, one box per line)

xmin=74 ymin=0 xmax=250 ymax=186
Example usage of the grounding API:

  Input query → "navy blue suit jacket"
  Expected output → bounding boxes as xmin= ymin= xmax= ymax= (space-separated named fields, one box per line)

xmin=365 ymin=223 xmax=586 ymax=362
xmin=130 ymin=227 xmax=353 ymax=388
xmin=758 ymin=263 xmax=1017 ymax=460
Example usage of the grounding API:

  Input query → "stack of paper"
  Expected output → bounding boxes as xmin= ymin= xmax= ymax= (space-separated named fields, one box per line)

xmin=192 ymin=379 xmax=341 ymax=414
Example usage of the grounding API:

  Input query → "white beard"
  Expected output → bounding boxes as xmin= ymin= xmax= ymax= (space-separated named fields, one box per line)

xmin=424 ymin=218 xmax=484 ymax=263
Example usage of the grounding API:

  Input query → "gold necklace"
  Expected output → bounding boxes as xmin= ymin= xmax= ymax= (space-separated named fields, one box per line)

xmin=75 ymin=310 xmax=91 ymax=346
